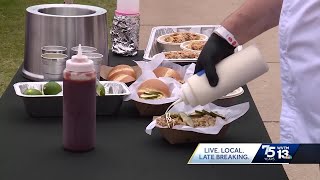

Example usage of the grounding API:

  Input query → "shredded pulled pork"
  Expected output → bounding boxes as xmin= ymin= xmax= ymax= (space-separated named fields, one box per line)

xmin=156 ymin=114 xmax=216 ymax=128
xmin=164 ymin=51 xmax=199 ymax=59
xmin=164 ymin=32 xmax=202 ymax=43
xmin=187 ymin=41 xmax=206 ymax=51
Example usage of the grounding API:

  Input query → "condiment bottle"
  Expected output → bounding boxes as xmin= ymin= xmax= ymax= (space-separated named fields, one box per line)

xmin=180 ymin=45 xmax=269 ymax=106
xmin=63 ymin=44 xmax=96 ymax=152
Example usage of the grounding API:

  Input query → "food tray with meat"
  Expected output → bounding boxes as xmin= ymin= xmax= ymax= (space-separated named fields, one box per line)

xmin=180 ymin=40 xmax=207 ymax=53
xmin=144 ymin=25 xmax=218 ymax=63
xmin=146 ymin=102 xmax=250 ymax=144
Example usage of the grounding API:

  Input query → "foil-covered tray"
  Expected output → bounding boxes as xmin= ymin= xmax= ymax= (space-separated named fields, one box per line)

xmin=143 ymin=25 xmax=218 ymax=63
xmin=13 ymin=81 xmax=130 ymax=117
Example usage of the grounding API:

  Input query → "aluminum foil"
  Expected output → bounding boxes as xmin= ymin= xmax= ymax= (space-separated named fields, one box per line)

xmin=111 ymin=13 xmax=140 ymax=56
xmin=19 ymin=83 xmax=43 ymax=95
xmin=103 ymin=82 xmax=126 ymax=94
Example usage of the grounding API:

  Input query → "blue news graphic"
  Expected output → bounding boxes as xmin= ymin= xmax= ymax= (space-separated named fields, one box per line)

xmin=290 ymin=144 xmax=320 ymax=164
xmin=252 ymin=144 xmax=299 ymax=163
xmin=188 ymin=143 xmax=319 ymax=164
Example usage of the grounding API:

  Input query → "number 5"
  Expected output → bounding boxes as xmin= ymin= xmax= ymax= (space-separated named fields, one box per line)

xmin=262 ymin=145 xmax=275 ymax=158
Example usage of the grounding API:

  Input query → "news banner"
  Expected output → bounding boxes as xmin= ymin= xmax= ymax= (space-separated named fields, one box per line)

xmin=188 ymin=144 xmax=320 ymax=164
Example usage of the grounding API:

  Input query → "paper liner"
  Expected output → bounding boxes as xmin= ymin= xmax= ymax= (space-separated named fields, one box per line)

xmin=135 ymin=53 xmax=195 ymax=82
xmin=158 ymin=58 xmax=196 ymax=82
xmin=124 ymin=53 xmax=195 ymax=105
xmin=145 ymin=102 xmax=250 ymax=135
xmin=100 ymin=64 xmax=142 ymax=82
xmin=124 ymin=75 xmax=180 ymax=105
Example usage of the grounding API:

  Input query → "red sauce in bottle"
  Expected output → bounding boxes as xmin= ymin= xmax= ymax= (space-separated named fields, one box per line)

xmin=62 ymin=45 xmax=96 ymax=152
xmin=63 ymin=72 xmax=96 ymax=151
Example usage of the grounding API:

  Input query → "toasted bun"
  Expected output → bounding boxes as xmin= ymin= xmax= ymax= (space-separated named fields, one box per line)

xmin=111 ymin=74 xmax=136 ymax=83
xmin=153 ymin=67 xmax=182 ymax=81
xmin=137 ymin=79 xmax=171 ymax=99
xmin=107 ymin=65 xmax=136 ymax=80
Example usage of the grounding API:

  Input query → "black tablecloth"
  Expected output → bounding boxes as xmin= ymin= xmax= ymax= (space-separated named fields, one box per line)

xmin=0 ymin=51 xmax=288 ymax=180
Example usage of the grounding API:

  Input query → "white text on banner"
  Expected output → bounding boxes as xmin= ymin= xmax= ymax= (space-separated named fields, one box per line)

xmin=188 ymin=143 xmax=261 ymax=164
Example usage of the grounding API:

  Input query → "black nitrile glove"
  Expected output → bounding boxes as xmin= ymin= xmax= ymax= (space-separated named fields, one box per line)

xmin=195 ymin=33 xmax=235 ymax=87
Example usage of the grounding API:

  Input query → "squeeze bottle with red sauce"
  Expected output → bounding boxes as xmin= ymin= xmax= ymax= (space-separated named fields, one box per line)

xmin=63 ymin=44 xmax=96 ymax=152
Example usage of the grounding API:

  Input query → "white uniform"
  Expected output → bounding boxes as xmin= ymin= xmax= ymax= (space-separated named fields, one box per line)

xmin=279 ymin=0 xmax=320 ymax=143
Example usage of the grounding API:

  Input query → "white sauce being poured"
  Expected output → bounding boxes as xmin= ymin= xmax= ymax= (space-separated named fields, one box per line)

xmin=164 ymin=98 xmax=183 ymax=128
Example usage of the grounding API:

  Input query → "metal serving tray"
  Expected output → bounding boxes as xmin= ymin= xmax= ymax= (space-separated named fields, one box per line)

xmin=143 ymin=25 xmax=218 ymax=63
xmin=13 ymin=81 xmax=130 ymax=117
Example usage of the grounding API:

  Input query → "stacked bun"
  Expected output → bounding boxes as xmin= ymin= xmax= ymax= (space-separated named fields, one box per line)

xmin=137 ymin=79 xmax=170 ymax=100
xmin=153 ymin=67 xmax=182 ymax=81
xmin=107 ymin=65 xmax=136 ymax=83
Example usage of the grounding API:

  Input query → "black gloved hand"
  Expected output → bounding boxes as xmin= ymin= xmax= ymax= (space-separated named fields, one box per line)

xmin=195 ymin=33 xmax=235 ymax=87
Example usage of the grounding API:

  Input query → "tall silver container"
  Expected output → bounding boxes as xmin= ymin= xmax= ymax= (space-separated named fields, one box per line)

xmin=23 ymin=4 xmax=108 ymax=81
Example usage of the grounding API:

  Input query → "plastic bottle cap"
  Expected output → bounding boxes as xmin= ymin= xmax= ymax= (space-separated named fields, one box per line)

xmin=65 ymin=44 xmax=94 ymax=72
xmin=116 ymin=0 xmax=139 ymax=14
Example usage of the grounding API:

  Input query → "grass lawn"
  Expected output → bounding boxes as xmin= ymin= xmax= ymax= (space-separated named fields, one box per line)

xmin=0 ymin=0 xmax=116 ymax=96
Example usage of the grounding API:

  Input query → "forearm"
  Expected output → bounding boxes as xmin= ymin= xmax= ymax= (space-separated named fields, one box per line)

xmin=222 ymin=0 xmax=283 ymax=44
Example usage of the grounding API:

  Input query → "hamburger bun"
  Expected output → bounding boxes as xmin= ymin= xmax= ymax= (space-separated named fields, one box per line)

xmin=111 ymin=74 xmax=136 ymax=83
xmin=137 ymin=79 xmax=171 ymax=99
xmin=107 ymin=65 xmax=136 ymax=81
xmin=153 ymin=67 xmax=182 ymax=81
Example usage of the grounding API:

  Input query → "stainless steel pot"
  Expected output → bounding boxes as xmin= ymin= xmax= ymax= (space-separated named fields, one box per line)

xmin=23 ymin=4 xmax=108 ymax=81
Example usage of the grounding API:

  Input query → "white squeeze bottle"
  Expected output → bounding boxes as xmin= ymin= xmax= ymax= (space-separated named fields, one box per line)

xmin=180 ymin=45 xmax=269 ymax=106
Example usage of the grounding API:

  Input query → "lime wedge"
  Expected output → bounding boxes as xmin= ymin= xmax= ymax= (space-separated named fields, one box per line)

xmin=96 ymin=81 xmax=105 ymax=96
xmin=24 ymin=88 xmax=42 ymax=95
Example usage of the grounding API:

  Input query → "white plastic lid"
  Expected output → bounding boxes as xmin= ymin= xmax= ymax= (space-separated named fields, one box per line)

xmin=65 ymin=44 xmax=94 ymax=72
xmin=116 ymin=0 xmax=139 ymax=14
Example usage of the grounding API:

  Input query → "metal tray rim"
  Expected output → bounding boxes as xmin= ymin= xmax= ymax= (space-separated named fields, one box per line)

xmin=13 ymin=81 xmax=131 ymax=98
xmin=151 ymin=53 xmax=197 ymax=63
